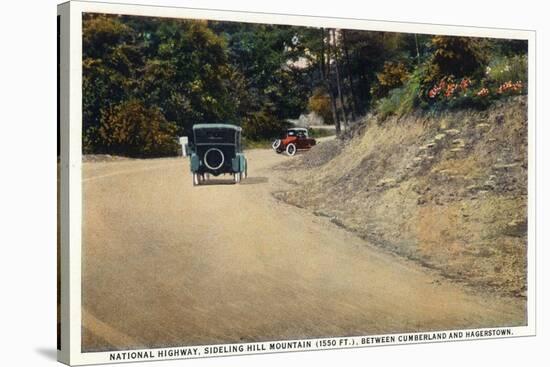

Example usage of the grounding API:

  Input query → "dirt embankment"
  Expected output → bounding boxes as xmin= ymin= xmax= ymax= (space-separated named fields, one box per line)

xmin=275 ymin=96 xmax=528 ymax=298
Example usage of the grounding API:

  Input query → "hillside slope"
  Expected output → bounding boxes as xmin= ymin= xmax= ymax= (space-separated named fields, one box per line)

xmin=275 ymin=96 xmax=528 ymax=298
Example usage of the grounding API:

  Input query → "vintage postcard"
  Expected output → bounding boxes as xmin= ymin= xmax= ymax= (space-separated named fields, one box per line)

xmin=57 ymin=1 xmax=535 ymax=365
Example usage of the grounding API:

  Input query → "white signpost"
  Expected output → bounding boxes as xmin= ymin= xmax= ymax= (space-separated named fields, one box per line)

xmin=179 ymin=136 xmax=188 ymax=157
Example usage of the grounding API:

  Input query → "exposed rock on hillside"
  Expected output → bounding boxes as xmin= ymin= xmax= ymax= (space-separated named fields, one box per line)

xmin=275 ymin=96 xmax=528 ymax=298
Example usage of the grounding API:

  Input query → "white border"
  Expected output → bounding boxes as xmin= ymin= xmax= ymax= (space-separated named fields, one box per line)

xmin=57 ymin=1 xmax=536 ymax=365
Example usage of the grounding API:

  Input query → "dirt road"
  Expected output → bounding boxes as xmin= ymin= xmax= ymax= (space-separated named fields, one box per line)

xmin=82 ymin=148 xmax=526 ymax=352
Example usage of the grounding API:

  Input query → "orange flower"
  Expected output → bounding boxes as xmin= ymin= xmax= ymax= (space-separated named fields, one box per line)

xmin=497 ymin=81 xmax=523 ymax=94
xmin=459 ymin=78 xmax=471 ymax=91
xmin=428 ymin=85 xmax=441 ymax=98
xmin=445 ymin=83 xmax=457 ymax=98
xmin=476 ymin=87 xmax=489 ymax=97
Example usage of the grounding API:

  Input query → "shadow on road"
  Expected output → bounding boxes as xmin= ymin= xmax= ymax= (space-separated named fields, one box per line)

xmin=196 ymin=176 xmax=268 ymax=186
xmin=197 ymin=179 xmax=235 ymax=186
xmin=240 ymin=177 xmax=268 ymax=185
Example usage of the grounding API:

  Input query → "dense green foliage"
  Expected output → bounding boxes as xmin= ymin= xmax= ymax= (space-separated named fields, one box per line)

xmin=82 ymin=14 xmax=528 ymax=156
xmin=426 ymin=36 xmax=489 ymax=82
xmin=97 ymin=100 xmax=178 ymax=157
xmin=375 ymin=36 xmax=527 ymax=119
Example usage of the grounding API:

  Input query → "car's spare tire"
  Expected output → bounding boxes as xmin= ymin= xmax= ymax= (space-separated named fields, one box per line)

xmin=204 ymin=148 xmax=225 ymax=170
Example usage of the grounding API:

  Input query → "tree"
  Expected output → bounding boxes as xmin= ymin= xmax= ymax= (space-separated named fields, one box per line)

xmin=319 ymin=28 xmax=340 ymax=134
xmin=83 ymin=15 xmax=243 ymax=142
xmin=308 ymin=88 xmax=334 ymax=124
xmin=141 ymin=19 xmax=237 ymax=136
xmin=330 ymin=30 xmax=409 ymax=115
xmin=81 ymin=13 xmax=524 ymax=157
xmin=216 ymin=22 xmax=313 ymax=130
xmin=372 ymin=61 xmax=410 ymax=98
xmin=426 ymin=36 xmax=489 ymax=82
xmin=82 ymin=14 xmax=142 ymax=151
xmin=331 ymin=29 xmax=348 ymax=128
xmin=341 ymin=30 xmax=358 ymax=120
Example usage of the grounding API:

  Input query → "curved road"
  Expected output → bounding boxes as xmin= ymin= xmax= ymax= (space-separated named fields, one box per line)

xmin=82 ymin=149 xmax=525 ymax=352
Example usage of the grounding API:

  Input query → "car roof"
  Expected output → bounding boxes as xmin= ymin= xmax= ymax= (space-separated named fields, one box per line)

xmin=193 ymin=123 xmax=242 ymax=131
xmin=288 ymin=127 xmax=308 ymax=131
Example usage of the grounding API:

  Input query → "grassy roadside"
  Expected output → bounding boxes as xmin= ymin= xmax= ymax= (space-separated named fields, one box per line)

xmin=274 ymin=96 xmax=528 ymax=299
xmin=309 ymin=128 xmax=336 ymax=139
xmin=243 ymin=138 xmax=273 ymax=150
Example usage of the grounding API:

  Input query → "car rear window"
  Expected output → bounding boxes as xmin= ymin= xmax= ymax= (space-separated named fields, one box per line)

xmin=195 ymin=129 xmax=235 ymax=143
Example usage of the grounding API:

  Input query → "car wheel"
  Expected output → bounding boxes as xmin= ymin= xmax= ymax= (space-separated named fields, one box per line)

xmin=234 ymin=172 xmax=241 ymax=184
xmin=272 ymin=139 xmax=281 ymax=150
xmin=286 ymin=143 xmax=297 ymax=156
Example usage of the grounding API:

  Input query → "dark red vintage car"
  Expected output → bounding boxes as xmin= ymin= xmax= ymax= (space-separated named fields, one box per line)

xmin=272 ymin=128 xmax=316 ymax=156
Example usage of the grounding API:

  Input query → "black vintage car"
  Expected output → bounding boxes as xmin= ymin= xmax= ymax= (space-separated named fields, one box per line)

xmin=185 ymin=124 xmax=247 ymax=186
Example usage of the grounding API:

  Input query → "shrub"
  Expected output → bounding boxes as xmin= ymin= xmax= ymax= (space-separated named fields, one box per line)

xmin=395 ymin=71 xmax=422 ymax=115
xmin=372 ymin=61 xmax=410 ymax=98
xmin=424 ymin=36 xmax=489 ymax=85
xmin=83 ymin=126 xmax=101 ymax=155
xmin=375 ymin=69 xmax=422 ymax=120
xmin=307 ymin=88 xmax=334 ymax=124
xmin=376 ymin=88 xmax=403 ymax=120
xmin=485 ymin=55 xmax=527 ymax=86
xmin=98 ymin=100 xmax=179 ymax=157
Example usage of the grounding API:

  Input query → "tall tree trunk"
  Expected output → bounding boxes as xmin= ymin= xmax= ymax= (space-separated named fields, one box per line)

xmin=331 ymin=29 xmax=348 ymax=129
xmin=414 ymin=33 xmax=421 ymax=65
xmin=342 ymin=30 xmax=357 ymax=121
xmin=320 ymin=28 xmax=340 ymax=134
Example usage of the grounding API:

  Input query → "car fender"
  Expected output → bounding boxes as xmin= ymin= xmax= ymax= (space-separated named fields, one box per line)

xmin=232 ymin=153 xmax=246 ymax=173
xmin=190 ymin=153 xmax=200 ymax=172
